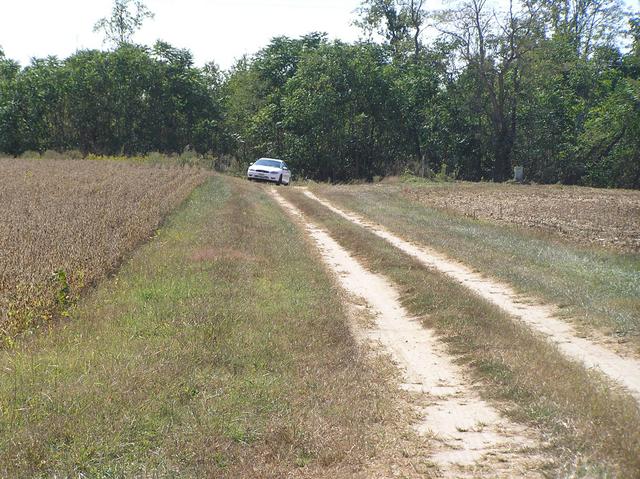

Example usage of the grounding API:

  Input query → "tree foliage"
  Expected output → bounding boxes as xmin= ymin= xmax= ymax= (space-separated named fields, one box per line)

xmin=0 ymin=44 xmax=225 ymax=156
xmin=94 ymin=0 xmax=154 ymax=47
xmin=0 ymin=0 xmax=638 ymax=188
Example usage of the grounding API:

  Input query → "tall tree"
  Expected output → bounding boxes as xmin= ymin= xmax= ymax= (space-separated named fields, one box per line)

xmin=94 ymin=0 xmax=154 ymax=47
xmin=283 ymin=42 xmax=400 ymax=180
xmin=439 ymin=0 xmax=540 ymax=180
xmin=358 ymin=0 xmax=427 ymax=60
xmin=0 ymin=48 xmax=22 ymax=155
xmin=536 ymin=0 xmax=626 ymax=58
xmin=358 ymin=0 xmax=433 ymax=175
xmin=222 ymin=35 xmax=326 ymax=162
xmin=624 ymin=16 xmax=640 ymax=77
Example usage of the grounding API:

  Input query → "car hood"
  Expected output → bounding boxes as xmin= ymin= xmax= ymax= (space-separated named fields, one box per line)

xmin=249 ymin=165 xmax=281 ymax=173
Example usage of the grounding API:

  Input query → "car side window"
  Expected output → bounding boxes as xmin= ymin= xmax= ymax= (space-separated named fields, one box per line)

xmin=282 ymin=162 xmax=288 ymax=170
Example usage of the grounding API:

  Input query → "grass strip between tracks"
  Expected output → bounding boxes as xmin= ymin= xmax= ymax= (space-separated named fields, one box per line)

xmin=312 ymin=185 xmax=640 ymax=350
xmin=281 ymin=188 xmax=640 ymax=478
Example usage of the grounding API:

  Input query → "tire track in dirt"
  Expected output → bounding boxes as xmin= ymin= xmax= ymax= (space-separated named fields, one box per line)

xmin=302 ymin=190 xmax=640 ymax=403
xmin=273 ymin=191 xmax=546 ymax=478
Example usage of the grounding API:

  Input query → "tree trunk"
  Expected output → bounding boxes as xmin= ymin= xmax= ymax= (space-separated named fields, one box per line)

xmin=493 ymin=126 xmax=514 ymax=181
xmin=420 ymin=151 xmax=428 ymax=177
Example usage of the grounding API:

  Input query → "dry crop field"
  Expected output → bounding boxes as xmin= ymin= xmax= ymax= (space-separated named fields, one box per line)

xmin=0 ymin=158 xmax=210 ymax=344
xmin=399 ymin=182 xmax=640 ymax=251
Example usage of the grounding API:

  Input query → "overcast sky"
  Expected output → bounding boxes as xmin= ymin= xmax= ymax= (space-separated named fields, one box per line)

xmin=2 ymin=0 xmax=638 ymax=70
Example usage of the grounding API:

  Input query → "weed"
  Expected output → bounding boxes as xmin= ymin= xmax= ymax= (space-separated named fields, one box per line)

xmin=313 ymin=184 xmax=640 ymax=347
xmin=282 ymin=187 xmax=640 ymax=476
xmin=0 ymin=177 xmax=399 ymax=476
xmin=52 ymin=269 xmax=70 ymax=313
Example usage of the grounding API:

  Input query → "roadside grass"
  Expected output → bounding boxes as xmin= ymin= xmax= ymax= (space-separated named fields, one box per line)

xmin=311 ymin=185 xmax=640 ymax=351
xmin=281 ymin=188 xmax=640 ymax=477
xmin=0 ymin=177 xmax=397 ymax=477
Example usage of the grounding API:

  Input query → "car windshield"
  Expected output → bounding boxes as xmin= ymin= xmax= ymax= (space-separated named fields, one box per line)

xmin=254 ymin=159 xmax=282 ymax=168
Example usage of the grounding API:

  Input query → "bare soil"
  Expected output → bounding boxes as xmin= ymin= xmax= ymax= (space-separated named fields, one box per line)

xmin=303 ymin=190 xmax=640 ymax=403
xmin=274 ymin=191 xmax=547 ymax=478
xmin=400 ymin=182 xmax=640 ymax=251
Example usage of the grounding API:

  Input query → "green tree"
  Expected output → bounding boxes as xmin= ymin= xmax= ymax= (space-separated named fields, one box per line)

xmin=536 ymin=0 xmax=626 ymax=58
xmin=94 ymin=0 xmax=154 ymax=48
xmin=439 ymin=0 xmax=541 ymax=181
xmin=283 ymin=42 xmax=400 ymax=180
xmin=0 ymin=48 xmax=22 ymax=155
xmin=222 ymin=34 xmax=326 ymax=163
xmin=579 ymin=77 xmax=640 ymax=188
xmin=13 ymin=57 xmax=70 ymax=152
xmin=358 ymin=0 xmax=427 ymax=60
xmin=624 ymin=16 xmax=640 ymax=78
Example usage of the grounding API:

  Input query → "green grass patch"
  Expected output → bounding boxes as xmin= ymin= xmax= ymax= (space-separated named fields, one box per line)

xmin=0 ymin=177 xmax=396 ymax=477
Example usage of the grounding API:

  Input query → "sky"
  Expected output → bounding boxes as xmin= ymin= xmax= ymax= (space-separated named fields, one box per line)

xmin=2 ymin=0 xmax=639 ymax=70
xmin=0 ymin=0 xmax=363 ymax=69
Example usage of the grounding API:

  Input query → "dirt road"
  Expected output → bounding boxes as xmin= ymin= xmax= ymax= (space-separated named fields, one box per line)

xmin=273 ymin=191 xmax=546 ymax=478
xmin=303 ymin=190 xmax=640 ymax=403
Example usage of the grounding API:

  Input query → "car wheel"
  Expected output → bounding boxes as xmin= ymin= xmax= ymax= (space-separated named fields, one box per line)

xmin=277 ymin=174 xmax=283 ymax=186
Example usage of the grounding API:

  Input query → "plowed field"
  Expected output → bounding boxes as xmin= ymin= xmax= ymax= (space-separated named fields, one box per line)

xmin=401 ymin=183 xmax=640 ymax=251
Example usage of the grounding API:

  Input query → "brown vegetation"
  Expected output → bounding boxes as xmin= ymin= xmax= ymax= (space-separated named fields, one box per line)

xmin=310 ymin=183 xmax=640 ymax=348
xmin=282 ymin=187 xmax=640 ymax=476
xmin=0 ymin=177 xmax=403 ymax=477
xmin=400 ymin=182 xmax=640 ymax=251
xmin=0 ymin=158 xmax=210 ymax=344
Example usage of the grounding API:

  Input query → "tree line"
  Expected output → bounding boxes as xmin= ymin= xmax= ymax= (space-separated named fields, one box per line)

xmin=1 ymin=0 xmax=639 ymax=187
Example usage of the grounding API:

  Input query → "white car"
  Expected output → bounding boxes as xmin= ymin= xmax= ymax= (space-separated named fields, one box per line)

xmin=247 ymin=158 xmax=291 ymax=185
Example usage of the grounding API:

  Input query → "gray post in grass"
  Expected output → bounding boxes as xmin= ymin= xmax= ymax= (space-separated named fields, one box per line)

xmin=514 ymin=166 xmax=524 ymax=182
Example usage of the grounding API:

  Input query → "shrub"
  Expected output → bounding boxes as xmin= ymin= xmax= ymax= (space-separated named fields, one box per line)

xmin=19 ymin=150 xmax=41 ymax=159
xmin=41 ymin=150 xmax=65 ymax=160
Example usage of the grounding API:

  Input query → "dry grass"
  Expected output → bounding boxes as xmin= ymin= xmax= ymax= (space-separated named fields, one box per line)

xmin=282 ymin=187 xmax=640 ymax=477
xmin=0 ymin=177 xmax=402 ymax=477
xmin=0 ymin=158 xmax=211 ymax=344
xmin=312 ymin=183 xmax=640 ymax=350
xmin=399 ymin=181 xmax=640 ymax=251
